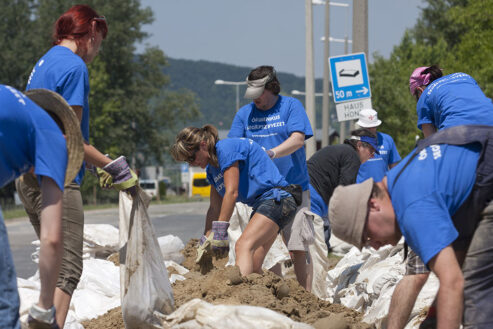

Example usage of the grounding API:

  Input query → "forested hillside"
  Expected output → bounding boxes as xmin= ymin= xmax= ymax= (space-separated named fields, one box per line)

xmin=163 ymin=58 xmax=324 ymax=129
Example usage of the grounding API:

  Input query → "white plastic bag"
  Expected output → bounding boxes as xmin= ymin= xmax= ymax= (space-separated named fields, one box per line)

xmin=119 ymin=189 xmax=175 ymax=328
xmin=163 ymin=298 xmax=314 ymax=329
xmin=158 ymin=235 xmax=185 ymax=264
xmin=306 ymin=210 xmax=330 ymax=299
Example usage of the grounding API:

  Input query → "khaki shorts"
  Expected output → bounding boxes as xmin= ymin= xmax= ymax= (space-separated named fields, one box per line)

xmin=281 ymin=190 xmax=315 ymax=251
xmin=16 ymin=179 xmax=84 ymax=296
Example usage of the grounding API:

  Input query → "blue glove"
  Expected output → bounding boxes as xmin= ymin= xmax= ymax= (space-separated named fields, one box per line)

xmin=211 ymin=221 xmax=230 ymax=252
xmin=28 ymin=304 xmax=60 ymax=329
xmin=101 ymin=156 xmax=138 ymax=191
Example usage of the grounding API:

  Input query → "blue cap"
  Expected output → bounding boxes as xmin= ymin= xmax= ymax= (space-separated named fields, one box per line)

xmin=351 ymin=135 xmax=379 ymax=154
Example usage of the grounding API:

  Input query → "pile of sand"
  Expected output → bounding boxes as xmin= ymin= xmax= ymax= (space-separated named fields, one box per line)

xmin=82 ymin=239 xmax=374 ymax=329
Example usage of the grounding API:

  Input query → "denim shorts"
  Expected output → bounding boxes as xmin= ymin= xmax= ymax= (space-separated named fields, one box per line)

xmin=252 ymin=196 xmax=297 ymax=230
xmin=0 ymin=208 xmax=21 ymax=329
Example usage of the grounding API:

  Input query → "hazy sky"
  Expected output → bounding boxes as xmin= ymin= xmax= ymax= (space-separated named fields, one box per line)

xmin=137 ymin=0 xmax=424 ymax=78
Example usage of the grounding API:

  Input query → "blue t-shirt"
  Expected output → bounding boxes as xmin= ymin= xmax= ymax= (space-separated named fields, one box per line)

xmin=228 ymin=95 xmax=313 ymax=190
xmin=0 ymin=85 xmax=67 ymax=190
xmin=387 ymin=143 xmax=480 ymax=265
xmin=206 ymin=138 xmax=290 ymax=208
xmin=309 ymin=184 xmax=327 ymax=218
xmin=357 ymin=132 xmax=401 ymax=183
xmin=417 ymin=73 xmax=493 ymax=131
xmin=26 ymin=45 xmax=89 ymax=185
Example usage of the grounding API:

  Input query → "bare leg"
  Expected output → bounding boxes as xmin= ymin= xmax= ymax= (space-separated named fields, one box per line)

xmin=235 ymin=213 xmax=279 ymax=276
xmin=387 ymin=273 xmax=429 ymax=329
xmin=292 ymin=250 xmax=311 ymax=291
xmin=252 ymin=234 xmax=278 ymax=274
xmin=54 ymin=288 xmax=72 ymax=328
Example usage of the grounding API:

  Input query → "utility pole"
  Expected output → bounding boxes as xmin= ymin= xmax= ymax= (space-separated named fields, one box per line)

xmin=305 ymin=0 xmax=316 ymax=158
xmin=321 ymin=1 xmax=330 ymax=147
xmin=351 ymin=0 xmax=368 ymax=131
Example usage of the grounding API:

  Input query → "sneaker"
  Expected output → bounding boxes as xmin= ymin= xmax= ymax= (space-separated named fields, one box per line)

xmin=27 ymin=305 xmax=60 ymax=329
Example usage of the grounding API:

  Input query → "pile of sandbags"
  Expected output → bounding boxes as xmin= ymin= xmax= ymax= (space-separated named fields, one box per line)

xmin=17 ymin=223 xmax=187 ymax=329
xmin=326 ymin=240 xmax=438 ymax=328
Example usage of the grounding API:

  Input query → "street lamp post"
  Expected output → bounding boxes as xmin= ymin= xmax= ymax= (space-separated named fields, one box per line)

xmin=319 ymin=2 xmax=351 ymax=143
xmin=312 ymin=1 xmax=350 ymax=147
xmin=305 ymin=0 xmax=316 ymax=158
xmin=214 ymin=79 xmax=247 ymax=111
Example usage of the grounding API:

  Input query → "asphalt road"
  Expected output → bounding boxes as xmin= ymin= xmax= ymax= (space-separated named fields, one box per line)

xmin=6 ymin=201 xmax=209 ymax=278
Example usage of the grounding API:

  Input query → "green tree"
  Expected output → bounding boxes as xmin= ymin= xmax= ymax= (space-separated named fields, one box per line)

xmin=446 ymin=0 xmax=493 ymax=97
xmin=369 ymin=0 xmax=493 ymax=155
xmin=0 ymin=0 xmax=37 ymax=89
xmin=1 ymin=0 xmax=198 ymax=203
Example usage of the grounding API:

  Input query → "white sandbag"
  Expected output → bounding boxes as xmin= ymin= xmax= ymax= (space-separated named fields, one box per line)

xmin=72 ymin=259 xmax=120 ymax=321
xmin=166 ymin=260 xmax=189 ymax=284
xmin=17 ymin=258 xmax=121 ymax=327
xmin=306 ymin=210 xmax=330 ymax=299
xmin=76 ymin=258 xmax=120 ymax=297
xmin=82 ymin=224 xmax=119 ymax=258
xmin=119 ymin=190 xmax=175 ymax=329
xmin=227 ymin=202 xmax=290 ymax=270
xmin=17 ymin=277 xmax=40 ymax=317
xmin=165 ymin=260 xmax=189 ymax=276
xmin=162 ymin=298 xmax=314 ymax=329
xmin=326 ymin=241 xmax=438 ymax=328
xmin=71 ymin=286 xmax=120 ymax=321
xmin=326 ymin=247 xmax=371 ymax=303
xmin=159 ymin=235 xmax=185 ymax=264
xmin=328 ymin=235 xmax=353 ymax=256
xmin=169 ymin=274 xmax=187 ymax=284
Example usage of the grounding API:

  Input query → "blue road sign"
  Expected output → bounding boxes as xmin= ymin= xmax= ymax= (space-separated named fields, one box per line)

xmin=329 ymin=52 xmax=371 ymax=103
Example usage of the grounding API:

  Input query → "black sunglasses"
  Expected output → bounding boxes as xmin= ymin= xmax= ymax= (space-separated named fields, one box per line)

xmin=186 ymin=148 xmax=199 ymax=164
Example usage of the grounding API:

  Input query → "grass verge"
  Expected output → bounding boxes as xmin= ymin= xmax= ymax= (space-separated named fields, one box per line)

xmin=3 ymin=195 xmax=208 ymax=220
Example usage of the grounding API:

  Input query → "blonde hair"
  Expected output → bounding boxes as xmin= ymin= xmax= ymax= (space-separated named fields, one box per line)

xmin=171 ymin=124 xmax=219 ymax=167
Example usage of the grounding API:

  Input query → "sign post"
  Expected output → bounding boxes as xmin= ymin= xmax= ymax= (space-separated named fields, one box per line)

xmin=329 ymin=52 xmax=372 ymax=122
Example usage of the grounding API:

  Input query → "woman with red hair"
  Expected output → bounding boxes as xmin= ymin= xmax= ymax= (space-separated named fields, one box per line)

xmin=18 ymin=5 xmax=136 ymax=328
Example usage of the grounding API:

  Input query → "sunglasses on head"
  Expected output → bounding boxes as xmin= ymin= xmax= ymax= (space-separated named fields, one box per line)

xmin=92 ymin=15 xmax=106 ymax=22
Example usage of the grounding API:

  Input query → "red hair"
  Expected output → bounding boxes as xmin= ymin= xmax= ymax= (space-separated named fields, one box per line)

xmin=53 ymin=5 xmax=108 ymax=54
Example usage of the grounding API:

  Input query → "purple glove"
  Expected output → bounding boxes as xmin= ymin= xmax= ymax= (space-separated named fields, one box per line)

xmin=199 ymin=235 xmax=208 ymax=245
xmin=211 ymin=221 xmax=229 ymax=252
xmin=102 ymin=156 xmax=138 ymax=190
xmin=28 ymin=304 xmax=60 ymax=329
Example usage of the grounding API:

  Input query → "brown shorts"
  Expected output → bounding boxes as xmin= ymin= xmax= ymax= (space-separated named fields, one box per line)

xmin=282 ymin=190 xmax=315 ymax=251
xmin=16 ymin=179 xmax=84 ymax=296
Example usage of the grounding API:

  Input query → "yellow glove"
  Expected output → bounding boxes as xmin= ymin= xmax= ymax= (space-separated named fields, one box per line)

xmin=96 ymin=167 xmax=113 ymax=189
xmin=196 ymin=234 xmax=213 ymax=263
xmin=100 ymin=156 xmax=139 ymax=191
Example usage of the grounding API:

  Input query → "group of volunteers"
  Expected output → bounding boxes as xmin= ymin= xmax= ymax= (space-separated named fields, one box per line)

xmin=329 ymin=65 xmax=493 ymax=329
xmin=1 ymin=5 xmax=137 ymax=329
xmin=170 ymin=65 xmax=389 ymax=297
xmin=2 ymin=4 xmax=492 ymax=329
xmin=172 ymin=64 xmax=493 ymax=328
